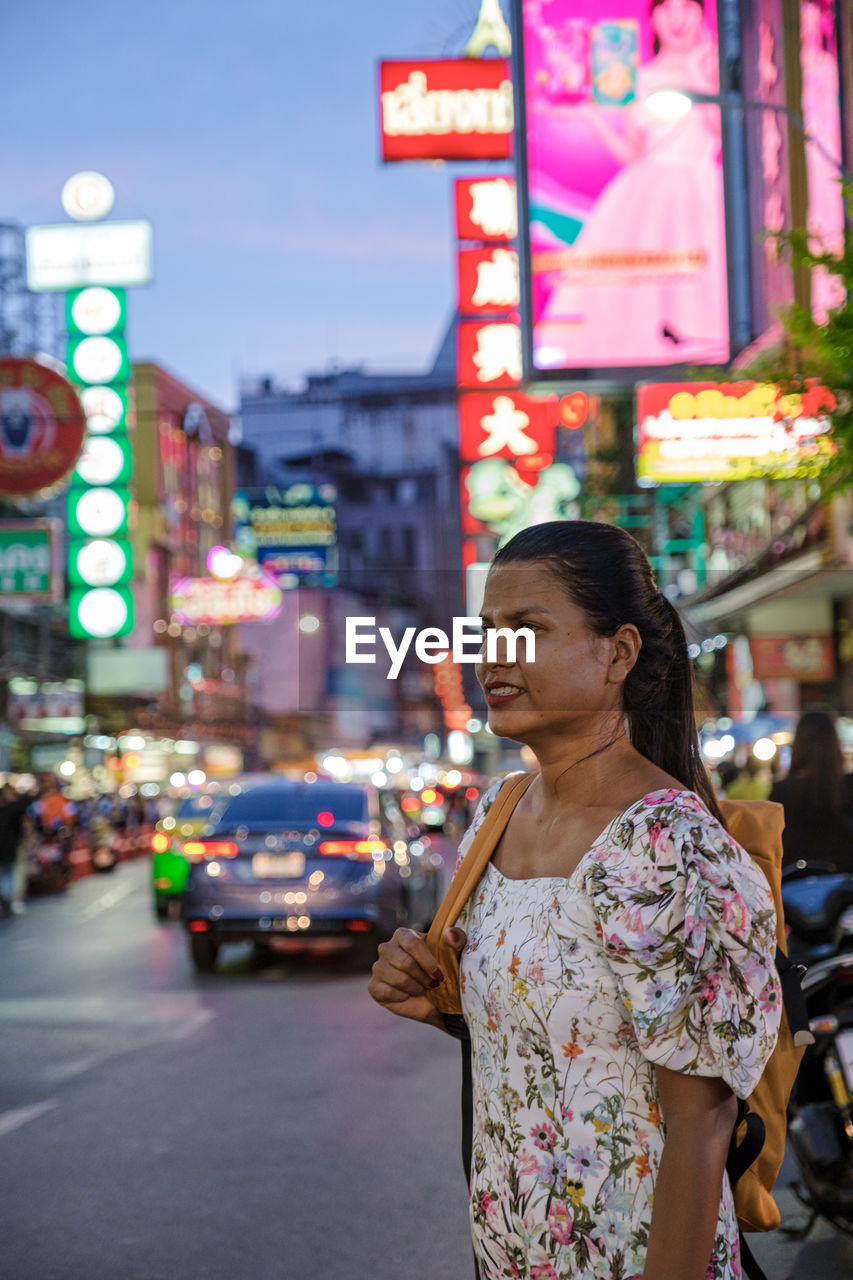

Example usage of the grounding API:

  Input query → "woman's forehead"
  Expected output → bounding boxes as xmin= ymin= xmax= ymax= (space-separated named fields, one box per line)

xmin=483 ymin=563 xmax=568 ymax=609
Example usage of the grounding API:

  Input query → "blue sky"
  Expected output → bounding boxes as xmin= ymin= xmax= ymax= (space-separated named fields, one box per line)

xmin=5 ymin=1 xmax=503 ymax=408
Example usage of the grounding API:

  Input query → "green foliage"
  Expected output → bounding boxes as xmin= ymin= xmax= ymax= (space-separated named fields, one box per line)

xmin=742 ymin=185 xmax=853 ymax=490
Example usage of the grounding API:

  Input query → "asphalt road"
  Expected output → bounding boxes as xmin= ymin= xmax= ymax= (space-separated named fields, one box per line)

xmin=2 ymin=858 xmax=852 ymax=1280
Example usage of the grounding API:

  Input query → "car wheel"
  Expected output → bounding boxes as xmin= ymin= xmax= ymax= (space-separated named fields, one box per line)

xmin=189 ymin=934 xmax=219 ymax=973
xmin=154 ymin=897 xmax=170 ymax=922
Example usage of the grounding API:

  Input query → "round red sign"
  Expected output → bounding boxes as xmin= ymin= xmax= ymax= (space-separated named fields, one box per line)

xmin=0 ymin=358 xmax=87 ymax=497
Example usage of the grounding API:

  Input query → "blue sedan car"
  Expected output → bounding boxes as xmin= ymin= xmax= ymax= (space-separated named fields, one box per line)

xmin=181 ymin=777 xmax=443 ymax=972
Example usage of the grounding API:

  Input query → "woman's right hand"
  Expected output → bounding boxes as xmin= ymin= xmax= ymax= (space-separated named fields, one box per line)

xmin=368 ymin=926 xmax=466 ymax=1028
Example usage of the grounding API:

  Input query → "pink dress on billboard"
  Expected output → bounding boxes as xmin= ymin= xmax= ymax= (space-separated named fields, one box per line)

xmin=536 ymin=45 xmax=729 ymax=368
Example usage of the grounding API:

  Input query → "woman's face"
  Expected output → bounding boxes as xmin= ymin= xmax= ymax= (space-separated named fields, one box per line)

xmin=652 ymin=0 xmax=705 ymax=54
xmin=475 ymin=563 xmax=624 ymax=746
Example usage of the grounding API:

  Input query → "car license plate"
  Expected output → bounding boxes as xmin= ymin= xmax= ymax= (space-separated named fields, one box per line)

xmin=836 ymin=1029 xmax=853 ymax=1089
xmin=252 ymin=852 xmax=305 ymax=879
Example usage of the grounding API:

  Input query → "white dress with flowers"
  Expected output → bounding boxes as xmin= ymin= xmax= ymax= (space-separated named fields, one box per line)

xmin=456 ymin=784 xmax=782 ymax=1280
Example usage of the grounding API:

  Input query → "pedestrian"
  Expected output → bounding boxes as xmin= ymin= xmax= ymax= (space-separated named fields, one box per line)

xmin=0 ymin=782 xmax=37 ymax=915
xmin=722 ymin=754 xmax=771 ymax=802
xmin=768 ymin=708 xmax=853 ymax=872
xmin=368 ymin=520 xmax=782 ymax=1280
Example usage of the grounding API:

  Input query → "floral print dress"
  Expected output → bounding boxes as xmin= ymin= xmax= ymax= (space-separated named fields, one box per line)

xmin=456 ymin=784 xmax=782 ymax=1280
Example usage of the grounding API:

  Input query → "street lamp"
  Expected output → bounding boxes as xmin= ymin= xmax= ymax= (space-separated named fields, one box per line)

xmin=645 ymin=88 xmax=850 ymax=182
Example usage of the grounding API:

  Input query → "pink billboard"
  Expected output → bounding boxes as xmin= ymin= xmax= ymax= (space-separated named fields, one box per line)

xmin=800 ymin=0 xmax=846 ymax=322
xmin=519 ymin=0 xmax=730 ymax=373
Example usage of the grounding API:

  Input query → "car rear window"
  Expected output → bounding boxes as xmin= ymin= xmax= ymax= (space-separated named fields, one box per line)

xmin=175 ymin=794 xmax=216 ymax=819
xmin=214 ymin=786 xmax=369 ymax=826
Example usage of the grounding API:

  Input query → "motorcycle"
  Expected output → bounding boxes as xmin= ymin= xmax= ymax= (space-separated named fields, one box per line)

xmin=781 ymin=862 xmax=853 ymax=1236
xmin=26 ymin=825 xmax=73 ymax=894
xmin=88 ymin=814 xmax=118 ymax=873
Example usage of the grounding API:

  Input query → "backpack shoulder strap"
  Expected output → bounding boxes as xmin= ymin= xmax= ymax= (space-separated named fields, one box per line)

xmin=425 ymin=771 xmax=534 ymax=1014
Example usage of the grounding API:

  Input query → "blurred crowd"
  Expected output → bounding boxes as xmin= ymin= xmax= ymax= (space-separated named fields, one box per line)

xmin=0 ymin=780 xmax=160 ymax=915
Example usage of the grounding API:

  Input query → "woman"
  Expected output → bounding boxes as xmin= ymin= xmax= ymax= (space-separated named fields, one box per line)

xmin=368 ymin=521 xmax=781 ymax=1280
xmin=769 ymin=708 xmax=853 ymax=872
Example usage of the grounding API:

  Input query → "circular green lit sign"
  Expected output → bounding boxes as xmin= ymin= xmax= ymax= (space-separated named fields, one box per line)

xmin=68 ymin=335 xmax=129 ymax=385
xmin=67 ymin=486 xmax=130 ymax=537
xmin=68 ymin=537 xmax=132 ymax=588
xmin=79 ymin=385 xmax=128 ymax=434
xmin=73 ymin=433 xmax=132 ymax=487
xmin=69 ymin=586 xmax=134 ymax=639
xmin=68 ymin=287 xmax=126 ymax=337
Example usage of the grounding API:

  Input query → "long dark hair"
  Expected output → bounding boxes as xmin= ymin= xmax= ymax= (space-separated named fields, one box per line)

xmin=788 ymin=709 xmax=844 ymax=813
xmin=491 ymin=520 xmax=722 ymax=821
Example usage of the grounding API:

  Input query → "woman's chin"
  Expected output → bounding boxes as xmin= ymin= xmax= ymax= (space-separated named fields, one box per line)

xmin=487 ymin=708 xmax=536 ymax=741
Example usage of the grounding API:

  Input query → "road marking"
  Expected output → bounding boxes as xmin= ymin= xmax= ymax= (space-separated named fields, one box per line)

xmin=0 ymin=1099 xmax=57 ymax=1138
xmin=77 ymin=876 xmax=139 ymax=920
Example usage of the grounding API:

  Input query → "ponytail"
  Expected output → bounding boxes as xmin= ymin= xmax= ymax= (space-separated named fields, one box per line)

xmin=626 ymin=594 xmax=723 ymax=823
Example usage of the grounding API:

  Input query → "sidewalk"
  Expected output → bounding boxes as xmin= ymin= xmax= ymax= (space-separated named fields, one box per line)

xmin=747 ymin=1153 xmax=853 ymax=1279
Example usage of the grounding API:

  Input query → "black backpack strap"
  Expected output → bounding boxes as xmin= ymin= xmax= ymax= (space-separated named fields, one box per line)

xmin=726 ymin=1097 xmax=766 ymax=1188
xmin=727 ymin=1099 xmax=770 ymax=1280
xmin=738 ymin=1230 xmax=770 ymax=1280
xmin=443 ymin=1015 xmax=481 ymax=1280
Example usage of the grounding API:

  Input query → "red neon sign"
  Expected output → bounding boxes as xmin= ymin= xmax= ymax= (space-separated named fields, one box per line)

xmin=457 ymin=246 xmax=520 ymax=316
xmin=457 ymin=319 xmax=523 ymax=389
xmin=379 ymin=60 xmax=513 ymax=162
xmin=458 ymin=391 xmax=558 ymax=462
xmin=455 ymin=176 xmax=517 ymax=242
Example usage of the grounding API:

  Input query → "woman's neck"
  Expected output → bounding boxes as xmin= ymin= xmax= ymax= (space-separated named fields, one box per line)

xmin=528 ymin=723 xmax=643 ymax=808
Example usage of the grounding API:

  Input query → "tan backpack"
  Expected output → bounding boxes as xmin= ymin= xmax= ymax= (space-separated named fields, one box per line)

xmin=426 ymin=774 xmax=810 ymax=1246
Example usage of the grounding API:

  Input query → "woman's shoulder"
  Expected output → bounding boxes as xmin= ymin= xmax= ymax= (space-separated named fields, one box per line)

xmin=454 ymin=773 xmax=522 ymax=864
xmin=597 ymin=786 xmax=753 ymax=875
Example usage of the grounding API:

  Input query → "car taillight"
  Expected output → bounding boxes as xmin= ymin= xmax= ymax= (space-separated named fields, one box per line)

xmin=182 ymin=840 xmax=239 ymax=861
xmin=151 ymin=832 xmax=171 ymax=853
xmin=319 ymin=838 xmax=387 ymax=860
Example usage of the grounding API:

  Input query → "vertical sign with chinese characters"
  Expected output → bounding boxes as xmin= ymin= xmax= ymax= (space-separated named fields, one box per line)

xmin=455 ymin=175 xmax=524 ymax=582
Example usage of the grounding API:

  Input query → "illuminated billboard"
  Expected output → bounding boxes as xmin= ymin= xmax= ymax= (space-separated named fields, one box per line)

xmin=170 ymin=573 xmax=283 ymax=627
xmin=800 ymin=0 xmax=846 ymax=321
xmin=515 ymin=0 xmax=730 ymax=375
xmin=26 ymin=220 xmax=154 ymax=292
xmin=232 ymin=485 xmax=337 ymax=586
xmin=636 ymin=381 xmax=835 ymax=483
xmin=379 ymin=60 xmax=513 ymax=161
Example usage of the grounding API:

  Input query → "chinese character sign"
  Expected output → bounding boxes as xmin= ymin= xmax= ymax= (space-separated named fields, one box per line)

xmin=455 ymin=177 xmax=518 ymax=241
xmin=458 ymin=392 xmax=559 ymax=460
xmin=518 ymin=0 xmax=730 ymax=374
xmin=457 ymin=246 xmax=521 ymax=314
xmin=457 ymin=320 xmax=523 ymax=388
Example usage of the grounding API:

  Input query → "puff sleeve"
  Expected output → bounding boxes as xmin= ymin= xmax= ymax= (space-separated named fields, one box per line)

xmin=587 ymin=791 xmax=782 ymax=1099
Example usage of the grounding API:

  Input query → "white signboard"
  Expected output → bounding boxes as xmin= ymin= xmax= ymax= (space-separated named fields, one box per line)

xmin=26 ymin=221 xmax=154 ymax=292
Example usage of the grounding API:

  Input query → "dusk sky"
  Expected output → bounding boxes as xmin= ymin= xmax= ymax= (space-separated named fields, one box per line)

xmin=7 ymin=1 xmax=504 ymax=409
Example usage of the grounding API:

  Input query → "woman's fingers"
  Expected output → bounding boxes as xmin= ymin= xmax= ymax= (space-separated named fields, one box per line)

xmin=369 ymin=928 xmax=444 ymax=1000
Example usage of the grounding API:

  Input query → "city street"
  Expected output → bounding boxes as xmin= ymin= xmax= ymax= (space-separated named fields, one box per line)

xmin=0 ymin=856 xmax=473 ymax=1280
xmin=2 ymin=859 xmax=852 ymax=1280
